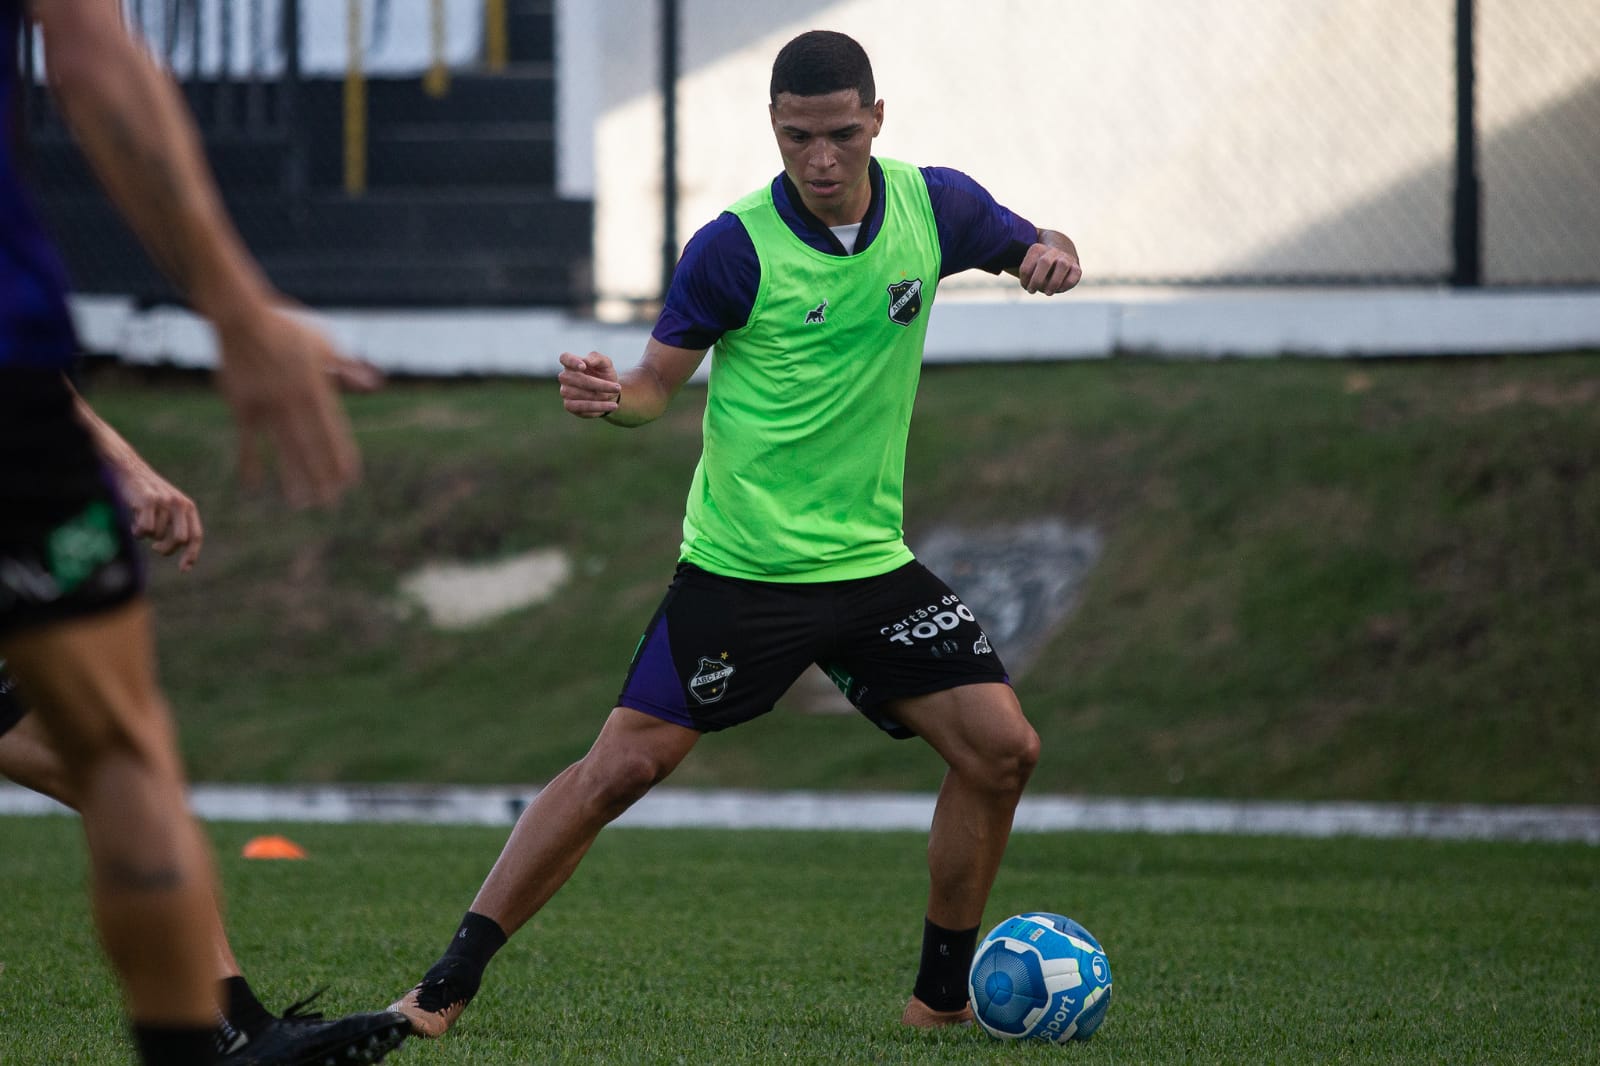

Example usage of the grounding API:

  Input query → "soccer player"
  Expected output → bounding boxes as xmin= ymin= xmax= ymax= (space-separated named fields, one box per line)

xmin=0 ymin=389 xmax=402 ymax=1064
xmin=389 ymin=29 xmax=1080 ymax=1036
xmin=0 ymin=2 xmax=401 ymax=1063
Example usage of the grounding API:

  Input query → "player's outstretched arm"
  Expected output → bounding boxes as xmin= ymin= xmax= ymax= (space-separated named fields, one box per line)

xmin=70 ymin=384 xmax=205 ymax=570
xmin=32 ymin=0 xmax=360 ymax=508
xmin=558 ymin=339 xmax=708 ymax=428
xmin=1012 ymin=228 xmax=1083 ymax=295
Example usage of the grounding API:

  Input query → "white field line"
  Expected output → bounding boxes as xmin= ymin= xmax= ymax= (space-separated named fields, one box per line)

xmin=1 ymin=784 xmax=1596 ymax=844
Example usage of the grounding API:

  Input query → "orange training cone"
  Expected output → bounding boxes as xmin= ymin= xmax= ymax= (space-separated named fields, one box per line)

xmin=241 ymin=834 xmax=308 ymax=860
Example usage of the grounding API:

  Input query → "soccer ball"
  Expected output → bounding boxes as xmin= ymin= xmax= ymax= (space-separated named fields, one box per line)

xmin=967 ymin=912 xmax=1113 ymax=1043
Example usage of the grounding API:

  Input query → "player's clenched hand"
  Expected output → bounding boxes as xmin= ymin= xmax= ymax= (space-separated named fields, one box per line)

xmin=214 ymin=304 xmax=361 ymax=509
xmin=558 ymin=351 xmax=623 ymax=419
xmin=118 ymin=463 xmax=205 ymax=571
xmin=1017 ymin=231 xmax=1083 ymax=295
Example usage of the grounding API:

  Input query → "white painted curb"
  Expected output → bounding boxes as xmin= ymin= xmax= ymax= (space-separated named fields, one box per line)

xmin=2 ymin=784 xmax=1594 ymax=844
xmin=71 ymin=287 xmax=1600 ymax=377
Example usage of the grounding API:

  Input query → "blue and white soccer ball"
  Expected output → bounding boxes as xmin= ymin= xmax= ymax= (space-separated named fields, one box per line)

xmin=967 ymin=912 xmax=1113 ymax=1043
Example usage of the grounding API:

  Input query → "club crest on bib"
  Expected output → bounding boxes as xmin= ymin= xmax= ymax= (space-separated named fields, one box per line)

xmin=886 ymin=278 xmax=924 ymax=326
xmin=804 ymin=299 xmax=828 ymax=324
xmin=688 ymin=654 xmax=735 ymax=704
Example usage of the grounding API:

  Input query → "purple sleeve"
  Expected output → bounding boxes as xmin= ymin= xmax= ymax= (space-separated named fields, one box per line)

xmin=921 ymin=166 xmax=1038 ymax=277
xmin=651 ymin=213 xmax=760 ymax=350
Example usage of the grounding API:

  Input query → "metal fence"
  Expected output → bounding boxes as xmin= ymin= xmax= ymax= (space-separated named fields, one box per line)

xmin=14 ymin=0 xmax=1600 ymax=308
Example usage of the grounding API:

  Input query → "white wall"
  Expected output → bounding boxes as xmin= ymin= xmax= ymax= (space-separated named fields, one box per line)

xmin=591 ymin=0 xmax=1600 ymax=303
xmin=555 ymin=0 xmax=602 ymax=199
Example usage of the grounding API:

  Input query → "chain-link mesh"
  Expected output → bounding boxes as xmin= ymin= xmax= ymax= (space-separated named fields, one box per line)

xmin=1480 ymin=0 xmax=1600 ymax=285
xmin=925 ymin=0 xmax=1461 ymax=294
xmin=610 ymin=0 xmax=1600 ymax=303
xmin=15 ymin=0 xmax=1600 ymax=307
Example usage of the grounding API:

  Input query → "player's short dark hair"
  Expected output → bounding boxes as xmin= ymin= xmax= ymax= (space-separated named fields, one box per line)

xmin=770 ymin=31 xmax=875 ymax=107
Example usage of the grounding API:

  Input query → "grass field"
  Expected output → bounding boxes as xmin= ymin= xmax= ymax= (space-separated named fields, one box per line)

xmin=6 ymin=355 xmax=1599 ymax=1063
xmin=71 ymin=353 xmax=1600 ymax=804
xmin=1 ymin=815 xmax=1596 ymax=1064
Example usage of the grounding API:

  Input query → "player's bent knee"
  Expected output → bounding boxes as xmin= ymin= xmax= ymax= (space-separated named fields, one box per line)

xmin=1013 ymin=724 xmax=1042 ymax=783
xmin=579 ymin=747 xmax=671 ymax=818
xmin=1010 ymin=720 xmax=1041 ymax=767
xmin=979 ymin=721 xmax=1040 ymax=796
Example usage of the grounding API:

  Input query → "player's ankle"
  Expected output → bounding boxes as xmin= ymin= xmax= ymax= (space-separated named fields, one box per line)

xmin=440 ymin=910 xmax=507 ymax=971
xmin=912 ymin=917 xmax=980 ymax=1012
xmin=220 ymin=975 xmax=273 ymax=1039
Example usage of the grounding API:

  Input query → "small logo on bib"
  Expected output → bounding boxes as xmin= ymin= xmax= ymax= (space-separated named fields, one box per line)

xmin=886 ymin=278 xmax=923 ymax=326
xmin=805 ymin=299 xmax=828 ymax=324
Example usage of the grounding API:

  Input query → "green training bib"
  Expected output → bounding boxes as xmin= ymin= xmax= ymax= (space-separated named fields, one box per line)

xmin=680 ymin=159 xmax=942 ymax=582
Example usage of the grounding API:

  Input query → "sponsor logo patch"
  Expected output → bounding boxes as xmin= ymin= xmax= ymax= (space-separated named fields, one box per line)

xmin=48 ymin=500 xmax=120 ymax=593
xmin=1 ymin=501 xmax=130 ymax=612
xmin=880 ymin=596 xmax=977 ymax=647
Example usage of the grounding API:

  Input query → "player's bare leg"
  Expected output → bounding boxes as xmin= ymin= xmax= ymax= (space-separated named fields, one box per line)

xmin=392 ymin=707 xmax=700 ymax=1037
xmin=472 ymin=710 xmax=700 ymax=928
xmin=0 ymin=711 xmax=73 ymax=804
xmin=0 ymin=703 xmax=418 ymax=1066
xmin=0 ymin=697 xmax=251 ymax=985
xmin=888 ymin=683 xmax=1040 ymax=1028
xmin=1 ymin=602 xmax=221 ymax=1031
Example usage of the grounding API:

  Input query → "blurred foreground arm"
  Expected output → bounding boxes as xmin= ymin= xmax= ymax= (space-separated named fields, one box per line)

xmin=70 ymin=385 xmax=204 ymax=570
xmin=32 ymin=0 xmax=360 ymax=507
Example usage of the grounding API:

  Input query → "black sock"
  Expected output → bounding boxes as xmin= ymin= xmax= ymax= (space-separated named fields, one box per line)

xmin=221 ymin=975 xmax=273 ymax=1039
xmin=132 ymin=1022 xmax=218 ymax=1065
xmin=912 ymin=918 xmax=980 ymax=1012
xmin=441 ymin=911 xmax=507 ymax=971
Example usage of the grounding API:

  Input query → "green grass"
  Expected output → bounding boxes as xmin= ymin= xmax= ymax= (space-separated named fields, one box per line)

xmin=72 ymin=353 xmax=1600 ymax=803
xmin=1 ymin=815 xmax=1596 ymax=1064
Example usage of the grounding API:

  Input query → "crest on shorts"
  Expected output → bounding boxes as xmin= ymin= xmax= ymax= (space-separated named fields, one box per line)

xmin=886 ymin=278 xmax=923 ymax=326
xmin=688 ymin=654 xmax=735 ymax=705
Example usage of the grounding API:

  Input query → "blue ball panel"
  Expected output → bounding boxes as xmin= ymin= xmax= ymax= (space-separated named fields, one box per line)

xmin=969 ymin=941 xmax=1047 ymax=1035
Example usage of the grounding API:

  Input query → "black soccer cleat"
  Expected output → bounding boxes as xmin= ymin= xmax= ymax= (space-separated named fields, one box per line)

xmin=219 ymin=1008 xmax=411 ymax=1065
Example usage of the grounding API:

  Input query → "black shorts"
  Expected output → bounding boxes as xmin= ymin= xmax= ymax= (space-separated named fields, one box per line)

xmin=0 ymin=370 xmax=143 ymax=640
xmin=618 ymin=560 xmax=1010 ymax=737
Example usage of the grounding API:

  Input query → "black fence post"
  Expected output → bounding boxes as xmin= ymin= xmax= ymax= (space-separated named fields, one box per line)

xmin=660 ymin=0 xmax=680 ymax=303
xmin=1452 ymin=0 xmax=1482 ymax=287
xmin=281 ymin=0 xmax=307 ymax=200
